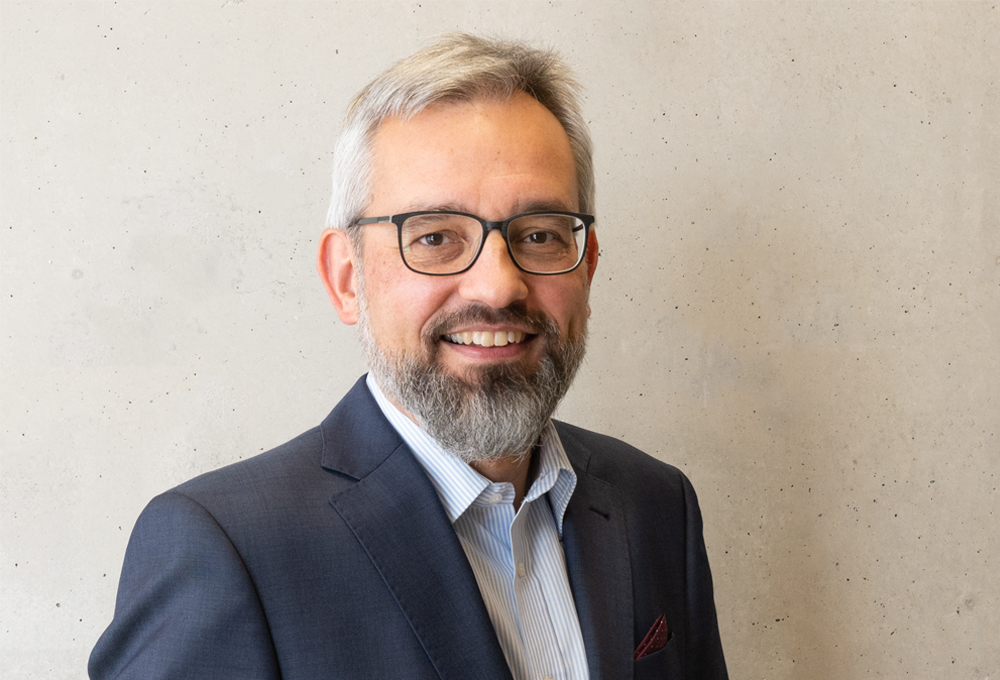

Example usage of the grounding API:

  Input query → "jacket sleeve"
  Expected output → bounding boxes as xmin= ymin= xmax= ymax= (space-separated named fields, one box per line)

xmin=89 ymin=491 xmax=280 ymax=680
xmin=681 ymin=473 xmax=729 ymax=680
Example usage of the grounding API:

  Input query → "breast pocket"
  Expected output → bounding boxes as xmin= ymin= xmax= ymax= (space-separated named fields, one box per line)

xmin=634 ymin=633 xmax=682 ymax=680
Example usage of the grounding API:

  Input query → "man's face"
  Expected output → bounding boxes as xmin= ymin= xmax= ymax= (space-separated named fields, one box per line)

xmin=361 ymin=93 xmax=595 ymax=385
xmin=324 ymin=93 xmax=598 ymax=460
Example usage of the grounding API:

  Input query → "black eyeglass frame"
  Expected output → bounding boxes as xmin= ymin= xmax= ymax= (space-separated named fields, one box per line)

xmin=353 ymin=210 xmax=595 ymax=277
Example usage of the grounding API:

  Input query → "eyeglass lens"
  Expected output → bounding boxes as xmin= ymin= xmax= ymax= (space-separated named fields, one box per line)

xmin=399 ymin=213 xmax=586 ymax=275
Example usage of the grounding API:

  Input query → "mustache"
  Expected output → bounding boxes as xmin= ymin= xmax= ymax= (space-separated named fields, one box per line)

xmin=425 ymin=302 xmax=557 ymax=341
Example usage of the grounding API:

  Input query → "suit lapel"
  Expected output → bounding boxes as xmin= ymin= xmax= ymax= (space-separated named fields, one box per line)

xmin=559 ymin=424 xmax=634 ymax=680
xmin=322 ymin=379 xmax=512 ymax=680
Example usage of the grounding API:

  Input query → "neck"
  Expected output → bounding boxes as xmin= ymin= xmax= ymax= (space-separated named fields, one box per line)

xmin=471 ymin=448 xmax=539 ymax=510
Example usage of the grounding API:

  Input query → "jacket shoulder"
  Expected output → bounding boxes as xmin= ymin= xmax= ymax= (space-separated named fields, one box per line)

xmin=553 ymin=420 xmax=690 ymax=498
xmin=164 ymin=425 xmax=335 ymax=528
xmin=179 ymin=425 xmax=320 ymax=482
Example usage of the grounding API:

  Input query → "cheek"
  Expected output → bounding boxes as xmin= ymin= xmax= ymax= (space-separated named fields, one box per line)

xmin=532 ymin=278 xmax=591 ymax=335
xmin=361 ymin=239 xmax=414 ymax=305
xmin=365 ymin=269 xmax=454 ymax=343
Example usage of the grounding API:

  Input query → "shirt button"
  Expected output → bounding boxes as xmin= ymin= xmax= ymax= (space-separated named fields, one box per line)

xmin=488 ymin=493 xmax=502 ymax=504
xmin=517 ymin=562 xmax=526 ymax=578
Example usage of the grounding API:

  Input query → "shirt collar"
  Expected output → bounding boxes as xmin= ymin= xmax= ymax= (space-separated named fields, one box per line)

xmin=366 ymin=373 xmax=577 ymax=535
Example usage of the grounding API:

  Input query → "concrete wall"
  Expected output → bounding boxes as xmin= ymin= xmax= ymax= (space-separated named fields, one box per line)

xmin=2 ymin=2 xmax=997 ymax=678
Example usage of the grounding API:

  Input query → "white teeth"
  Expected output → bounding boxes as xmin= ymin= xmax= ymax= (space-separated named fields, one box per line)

xmin=445 ymin=331 xmax=527 ymax=347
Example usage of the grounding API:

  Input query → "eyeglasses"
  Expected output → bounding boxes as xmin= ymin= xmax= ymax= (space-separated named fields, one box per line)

xmin=354 ymin=210 xmax=594 ymax=276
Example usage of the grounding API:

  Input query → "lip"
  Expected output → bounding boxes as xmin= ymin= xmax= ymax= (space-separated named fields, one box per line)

xmin=442 ymin=324 xmax=536 ymax=336
xmin=440 ymin=324 xmax=536 ymax=348
xmin=439 ymin=333 xmax=537 ymax=360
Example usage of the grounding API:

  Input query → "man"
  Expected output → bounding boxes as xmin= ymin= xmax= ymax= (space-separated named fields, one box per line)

xmin=90 ymin=34 xmax=728 ymax=680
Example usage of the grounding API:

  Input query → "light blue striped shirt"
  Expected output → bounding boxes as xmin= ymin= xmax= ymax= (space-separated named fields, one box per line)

xmin=367 ymin=374 xmax=590 ymax=680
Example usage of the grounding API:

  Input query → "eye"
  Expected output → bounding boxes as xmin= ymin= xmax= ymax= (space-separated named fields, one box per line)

xmin=417 ymin=232 xmax=447 ymax=247
xmin=519 ymin=228 xmax=568 ymax=246
xmin=525 ymin=231 xmax=554 ymax=244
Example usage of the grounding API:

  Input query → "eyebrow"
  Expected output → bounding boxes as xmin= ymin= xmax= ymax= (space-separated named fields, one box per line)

xmin=510 ymin=198 xmax=576 ymax=214
xmin=398 ymin=202 xmax=465 ymax=214
xmin=397 ymin=199 xmax=576 ymax=216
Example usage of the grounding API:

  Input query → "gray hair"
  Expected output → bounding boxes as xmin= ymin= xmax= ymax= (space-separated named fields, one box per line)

xmin=325 ymin=33 xmax=594 ymax=242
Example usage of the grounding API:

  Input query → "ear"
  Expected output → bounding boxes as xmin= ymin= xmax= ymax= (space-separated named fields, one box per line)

xmin=317 ymin=228 xmax=359 ymax=325
xmin=584 ymin=228 xmax=599 ymax=287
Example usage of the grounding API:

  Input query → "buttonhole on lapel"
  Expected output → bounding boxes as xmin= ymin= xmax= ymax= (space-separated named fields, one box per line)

xmin=589 ymin=506 xmax=610 ymax=520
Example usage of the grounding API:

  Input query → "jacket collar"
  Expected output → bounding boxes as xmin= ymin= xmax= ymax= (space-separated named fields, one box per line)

xmin=319 ymin=375 xmax=403 ymax=480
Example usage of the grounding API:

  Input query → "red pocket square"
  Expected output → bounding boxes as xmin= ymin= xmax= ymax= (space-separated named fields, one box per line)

xmin=634 ymin=614 xmax=670 ymax=660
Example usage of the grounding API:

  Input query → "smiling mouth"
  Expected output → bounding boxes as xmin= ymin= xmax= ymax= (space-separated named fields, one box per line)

xmin=443 ymin=331 xmax=529 ymax=347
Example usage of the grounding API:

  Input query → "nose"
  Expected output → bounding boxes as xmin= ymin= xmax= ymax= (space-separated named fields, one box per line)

xmin=457 ymin=230 xmax=529 ymax=309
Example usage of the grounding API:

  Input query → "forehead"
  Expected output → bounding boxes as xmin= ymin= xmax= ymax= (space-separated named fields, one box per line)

xmin=368 ymin=94 xmax=578 ymax=215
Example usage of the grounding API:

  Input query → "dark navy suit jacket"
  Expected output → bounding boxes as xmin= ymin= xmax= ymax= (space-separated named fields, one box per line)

xmin=90 ymin=377 xmax=727 ymax=679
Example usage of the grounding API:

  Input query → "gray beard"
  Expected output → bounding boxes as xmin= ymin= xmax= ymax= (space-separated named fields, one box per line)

xmin=357 ymin=297 xmax=587 ymax=464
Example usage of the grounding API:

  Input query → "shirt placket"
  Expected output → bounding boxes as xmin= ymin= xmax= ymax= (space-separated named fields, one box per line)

xmin=511 ymin=499 xmax=566 ymax=680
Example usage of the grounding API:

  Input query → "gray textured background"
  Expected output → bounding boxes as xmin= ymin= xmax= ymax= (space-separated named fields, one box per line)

xmin=2 ymin=2 xmax=997 ymax=678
